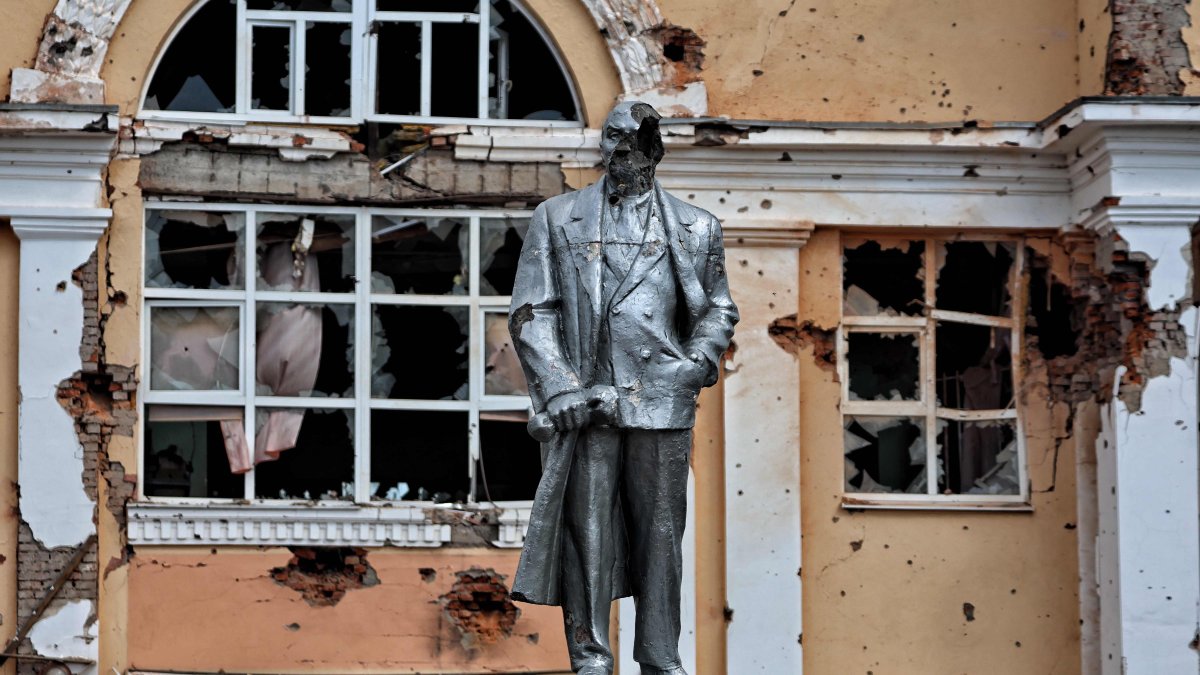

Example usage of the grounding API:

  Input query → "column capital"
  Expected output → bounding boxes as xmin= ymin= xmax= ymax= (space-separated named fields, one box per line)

xmin=9 ymin=207 xmax=112 ymax=242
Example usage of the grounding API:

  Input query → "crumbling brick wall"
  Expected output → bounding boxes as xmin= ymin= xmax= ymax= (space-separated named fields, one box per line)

xmin=1105 ymin=0 xmax=1195 ymax=95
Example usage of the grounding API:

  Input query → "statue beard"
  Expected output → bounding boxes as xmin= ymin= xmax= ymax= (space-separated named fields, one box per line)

xmin=606 ymin=152 xmax=656 ymax=198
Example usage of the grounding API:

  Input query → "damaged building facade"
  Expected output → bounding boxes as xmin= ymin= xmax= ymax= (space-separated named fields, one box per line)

xmin=0 ymin=0 xmax=1197 ymax=673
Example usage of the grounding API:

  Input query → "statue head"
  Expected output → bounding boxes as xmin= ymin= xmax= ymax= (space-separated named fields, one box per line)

xmin=600 ymin=101 xmax=664 ymax=198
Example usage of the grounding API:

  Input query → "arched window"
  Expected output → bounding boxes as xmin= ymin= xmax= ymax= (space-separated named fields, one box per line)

xmin=143 ymin=0 xmax=582 ymax=125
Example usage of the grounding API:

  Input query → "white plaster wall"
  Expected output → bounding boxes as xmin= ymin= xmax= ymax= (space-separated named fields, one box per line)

xmin=27 ymin=599 xmax=98 ymax=675
xmin=17 ymin=237 xmax=98 ymax=549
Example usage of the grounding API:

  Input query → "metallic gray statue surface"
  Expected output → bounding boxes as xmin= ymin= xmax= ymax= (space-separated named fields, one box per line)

xmin=508 ymin=101 xmax=739 ymax=675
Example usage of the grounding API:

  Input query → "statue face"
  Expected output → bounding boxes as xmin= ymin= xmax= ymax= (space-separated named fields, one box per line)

xmin=600 ymin=102 xmax=664 ymax=197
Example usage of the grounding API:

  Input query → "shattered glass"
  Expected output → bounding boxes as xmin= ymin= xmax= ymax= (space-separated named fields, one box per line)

xmin=251 ymin=25 xmax=292 ymax=111
xmin=145 ymin=210 xmax=245 ymax=290
xmin=935 ymin=324 xmax=1014 ymax=410
xmin=144 ymin=0 xmax=236 ymax=113
xmin=479 ymin=217 xmax=529 ymax=295
xmin=371 ymin=215 xmax=468 ymax=294
xmin=254 ymin=408 xmax=355 ymax=500
xmin=487 ymin=0 xmax=577 ymax=121
xmin=143 ymin=406 xmax=244 ymax=498
xmin=256 ymin=303 xmax=354 ymax=398
xmin=371 ymin=305 xmax=468 ymax=399
xmin=478 ymin=416 xmax=541 ymax=501
xmin=257 ymin=214 xmax=356 ymax=293
xmin=843 ymin=240 xmax=925 ymax=316
xmin=936 ymin=241 xmax=1015 ymax=317
xmin=375 ymin=22 xmax=421 ymax=116
xmin=371 ymin=410 xmax=469 ymax=502
xmin=936 ymin=418 xmax=1020 ymax=495
xmin=484 ymin=312 xmax=529 ymax=396
xmin=847 ymin=332 xmax=920 ymax=401
xmin=844 ymin=416 xmax=927 ymax=494
xmin=305 ymin=22 xmax=353 ymax=117
xmin=149 ymin=306 xmax=240 ymax=391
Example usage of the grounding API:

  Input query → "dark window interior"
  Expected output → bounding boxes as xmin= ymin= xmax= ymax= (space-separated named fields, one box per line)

xmin=144 ymin=0 xmax=236 ymax=112
xmin=254 ymin=409 xmax=355 ymax=499
xmin=371 ymin=410 xmax=470 ymax=502
xmin=144 ymin=418 xmax=243 ymax=498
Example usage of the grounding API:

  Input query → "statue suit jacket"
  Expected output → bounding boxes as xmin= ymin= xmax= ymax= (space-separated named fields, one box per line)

xmin=508 ymin=177 xmax=739 ymax=605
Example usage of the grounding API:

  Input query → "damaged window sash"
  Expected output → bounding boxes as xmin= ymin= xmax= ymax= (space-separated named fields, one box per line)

xmin=140 ymin=202 xmax=537 ymax=517
xmin=140 ymin=0 xmax=581 ymax=127
xmin=840 ymin=235 xmax=1028 ymax=509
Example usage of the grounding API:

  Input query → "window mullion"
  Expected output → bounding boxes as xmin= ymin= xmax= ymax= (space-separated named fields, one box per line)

xmin=354 ymin=209 xmax=372 ymax=504
xmin=351 ymin=1 xmax=368 ymax=121
xmin=236 ymin=0 xmax=249 ymax=114
xmin=419 ymin=21 xmax=433 ymax=117
xmin=244 ymin=207 xmax=258 ymax=501
xmin=292 ymin=19 xmax=306 ymax=116
xmin=923 ymin=237 xmax=938 ymax=496
xmin=467 ymin=216 xmax=482 ymax=503
xmin=477 ymin=1 xmax=489 ymax=119
xmin=1013 ymin=240 xmax=1029 ymax=501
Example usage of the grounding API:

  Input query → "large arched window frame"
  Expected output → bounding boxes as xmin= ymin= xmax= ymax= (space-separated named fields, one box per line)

xmin=141 ymin=0 xmax=584 ymax=127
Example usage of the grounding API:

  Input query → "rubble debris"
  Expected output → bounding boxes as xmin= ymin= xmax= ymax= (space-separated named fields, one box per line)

xmin=440 ymin=568 xmax=520 ymax=650
xmin=270 ymin=547 xmax=379 ymax=607
xmin=843 ymin=240 xmax=925 ymax=316
xmin=769 ymin=315 xmax=836 ymax=370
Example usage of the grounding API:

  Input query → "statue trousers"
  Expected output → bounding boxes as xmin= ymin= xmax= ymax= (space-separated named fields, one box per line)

xmin=561 ymin=426 xmax=691 ymax=674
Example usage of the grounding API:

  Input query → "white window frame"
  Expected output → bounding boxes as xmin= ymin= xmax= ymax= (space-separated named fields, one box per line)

xmin=838 ymin=233 xmax=1030 ymax=510
xmin=139 ymin=0 xmax=583 ymax=128
xmin=139 ymin=201 xmax=537 ymax=516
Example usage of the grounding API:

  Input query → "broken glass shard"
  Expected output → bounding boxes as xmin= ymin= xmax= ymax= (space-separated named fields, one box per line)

xmin=254 ymin=407 xmax=354 ymax=499
xmin=935 ymin=323 xmax=1014 ymax=410
xmin=372 ymin=305 xmax=468 ymax=399
xmin=371 ymin=410 xmax=469 ymax=502
xmin=936 ymin=241 xmax=1015 ymax=317
xmin=488 ymin=0 xmax=578 ymax=121
xmin=478 ymin=416 xmax=541 ymax=501
xmin=847 ymin=332 xmax=920 ymax=401
xmin=843 ymin=240 xmax=925 ymax=316
xmin=149 ymin=306 xmax=240 ymax=391
xmin=479 ymin=217 xmax=529 ymax=295
xmin=936 ymin=418 xmax=1019 ymax=495
xmin=374 ymin=21 xmax=421 ymax=116
xmin=257 ymin=214 xmax=356 ymax=293
xmin=305 ymin=21 xmax=352 ymax=117
xmin=145 ymin=210 xmax=245 ymax=290
xmin=485 ymin=311 xmax=529 ymax=396
xmin=844 ymin=416 xmax=926 ymax=494
xmin=144 ymin=0 xmax=236 ymax=113
xmin=256 ymin=303 xmax=353 ymax=398
xmin=143 ymin=405 xmax=245 ymax=498
xmin=251 ymin=24 xmax=291 ymax=111
xmin=371 ymin=215 xmax=468 ymax=294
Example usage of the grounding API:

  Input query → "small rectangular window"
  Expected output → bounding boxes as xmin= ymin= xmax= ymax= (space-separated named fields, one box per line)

xmin=250 ymin=24 xmax=292 ymax=111
xmin=840 ymin=235 xmax=1026 ymax=507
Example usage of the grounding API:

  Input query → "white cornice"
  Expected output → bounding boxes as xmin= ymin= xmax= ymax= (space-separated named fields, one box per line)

xmin=9 ymin=207 xmax=112 ymax=241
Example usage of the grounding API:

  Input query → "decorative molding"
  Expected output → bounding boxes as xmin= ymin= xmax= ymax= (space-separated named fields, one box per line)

xmin=9 ymin=208 xmax=113 ymax=241
xmin=127 ymin=503 xmax=453 ymax=547
xmin=1079 ymin=197 xmax=1200 ymax=235
xmin=10 ymin=0 xmax=133 ymax=104
xmin=724 ymin=221 xmax=816 ymax=249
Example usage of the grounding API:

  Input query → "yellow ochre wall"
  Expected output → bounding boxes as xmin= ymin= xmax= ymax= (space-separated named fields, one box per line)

xmin=794 ymin=229 xmax=1083 ymax=674
xmin=0 ymin=225 xmax=20 ymax=675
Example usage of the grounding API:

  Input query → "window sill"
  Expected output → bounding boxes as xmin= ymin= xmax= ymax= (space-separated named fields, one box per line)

xmin=841 ymin=495 xmax=1033 ymax=512
xmin=127 ymin=501 xmax=532 ymax=548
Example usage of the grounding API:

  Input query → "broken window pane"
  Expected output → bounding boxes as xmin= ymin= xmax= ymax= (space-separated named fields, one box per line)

xmin=936 ymin=241 xmax=1014 ymax=317
xmin=248 ymin=0 xmax=352 ymax=10
xmin=485 ymin=312 xmax=529 ymax=396
xmin=431 ymin=22 xmax=480 ymax=118
xmin=478 ymin=415 xmax=541 ymax=501
xmin=370 ymin=215 xmax=468 ymax=294
xmin=479 ymin=217 xmax=528 ymax=295
xmin=251 ymin=24 xmax=292 ymax=111
xmin=935 ymin=323 xmax=1014 ymax=410
xmin=150 ymin=306 xmax=240 ymax=391
xmin=254 ymin=408 xmax=354 ymax=499
xmin=936 ymin=418 xmax=1019 ymax=495
xmin=844 ymin=416 xmax=926 ymax=494
xmin=257 ymin=303 xmax=354 ymax=398
xmin=371 ymin=410 xmax=469 ymax=502
xmin=374 ymin=21 xmax=421 ymax=116
xmin=372 ymin=305 xmax=468 ymax=399
xmin=491 ymin=0 xmax=578 ymax=122
xmin=257 ymin=214 xmax=356 ymax=293
xmin=843 ymin=240 xmax=925 ymax=316
xmin=304 ymin=22 xmax=352 ymax=117
xmin=847 ymin=332 xmax=920 ymax=401
xmin=144 ymin=0 xmax=236 ymax=113
xmin=377 ymin=0 xmax=479 ymax=12
xmin=143 ymin=406 xmax=245 ymax=498
xmin=146 ymin=210 xmax=245 ymax=290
